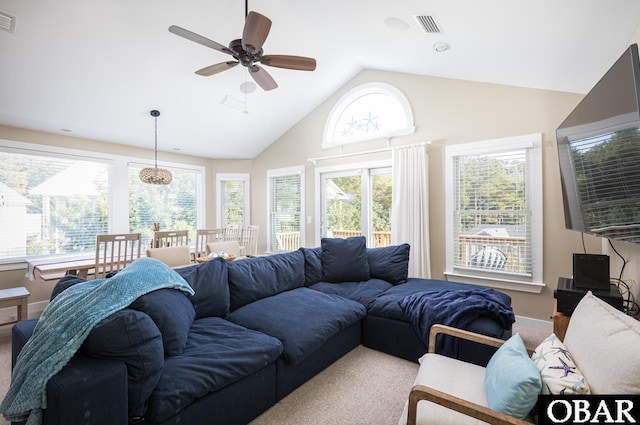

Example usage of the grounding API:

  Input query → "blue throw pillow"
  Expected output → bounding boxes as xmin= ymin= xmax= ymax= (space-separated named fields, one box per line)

xmin=321 ymin=236 xmax=370 ymax=283
xmin=81 ymin=308 xmax=164 ymax=418
xmin=299 ymin=246 xmax=323 ymax=286
xmin=129 ymin=288 xmax=195 ymax=357
xmin=175 ymin=257 xmax=230 ymax=319
xmin=366 ymin=243 xmax=410 ymax=285
xmin=484 ymin=333 xmax=541 ymax=419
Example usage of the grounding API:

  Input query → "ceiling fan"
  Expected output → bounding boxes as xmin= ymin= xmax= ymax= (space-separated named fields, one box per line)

xmin=168 ymin=1 xmax=317 ymax=91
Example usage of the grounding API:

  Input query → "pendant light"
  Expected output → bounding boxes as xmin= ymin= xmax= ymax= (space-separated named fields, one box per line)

xmin=139 ymin=110 xmax=173 ymax=185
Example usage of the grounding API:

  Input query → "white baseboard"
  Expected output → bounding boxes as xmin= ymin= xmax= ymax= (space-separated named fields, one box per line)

xmin=514 ymin=315 xmax=553 ymax=332
xmin=0 ymin=300 xmax=48 ymax=323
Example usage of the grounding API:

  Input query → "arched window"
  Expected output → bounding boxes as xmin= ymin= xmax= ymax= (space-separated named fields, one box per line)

xmin=323 ymin=82 xmax=414 ymax=148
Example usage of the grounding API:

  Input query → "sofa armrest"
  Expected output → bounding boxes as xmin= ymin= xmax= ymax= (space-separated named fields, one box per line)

xmin=11 ymin=320 xmax=129 ymax=425
xmin=407 ymin=384 xmax=532 ymax=425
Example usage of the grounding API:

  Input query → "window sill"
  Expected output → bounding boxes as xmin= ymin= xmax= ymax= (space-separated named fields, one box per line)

xmin=443 ymin=271 xmax=545 ymax=294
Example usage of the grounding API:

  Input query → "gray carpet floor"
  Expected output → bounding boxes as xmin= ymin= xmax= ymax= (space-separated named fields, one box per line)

xmin=0 ymin=322 xmax=548 ymax=425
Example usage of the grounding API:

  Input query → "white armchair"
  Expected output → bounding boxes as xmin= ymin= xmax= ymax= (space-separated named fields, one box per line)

xmin=400 ymin=291 xmax=640 ymax=425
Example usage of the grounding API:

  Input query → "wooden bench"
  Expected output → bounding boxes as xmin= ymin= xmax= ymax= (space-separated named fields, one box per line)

xmin=0 ymin=287 xmax=30 ymax=324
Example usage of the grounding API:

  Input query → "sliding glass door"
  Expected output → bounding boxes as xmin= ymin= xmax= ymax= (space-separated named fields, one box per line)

xmin=320 ymin=167 xmax=391 ymax=247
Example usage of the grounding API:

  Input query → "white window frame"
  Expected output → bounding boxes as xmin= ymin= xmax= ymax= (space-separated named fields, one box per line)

xmin=444 ymin=133 xmax=544 ymax=294
xmin=322 ymin=82 xmax=415 ymax=148
xmin=266 ymin=166 xmax=305 ymax=253
xmin=216 ymin=173 xmax=250 ymax=227
xmin=0 ymin=139 xmax=205 ymax=269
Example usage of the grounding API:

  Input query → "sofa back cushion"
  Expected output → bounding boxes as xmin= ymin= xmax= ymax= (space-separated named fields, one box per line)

xmin=366 ymin=243 xmax=410 ymax=285
xmin=82 ymin=308 xmax=164 ymax=418
xmin=299 ymin=246 xmax=323 ymax=286
xmin=227 ymin=250 xmax=305 ymax=310
xmin=175 ymin=258 xmax=230 ymax=319
xmin=321 ymin=236 xmax=370 ymax=283
xmin=564 ymin=291 xmax=640 ymax=394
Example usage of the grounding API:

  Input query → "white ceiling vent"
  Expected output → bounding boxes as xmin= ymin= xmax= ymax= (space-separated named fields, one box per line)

xmin=0 ymin=11 xmax=16 ymax=33
xmin=414 ymin=15 xmax=442 ymax=34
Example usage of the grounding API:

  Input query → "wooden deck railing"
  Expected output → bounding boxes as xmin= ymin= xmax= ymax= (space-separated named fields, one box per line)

xmin=459 ymin=235 xmax=527 ymax=273
xmin=275 ymin=230 xmax=392 ymax=251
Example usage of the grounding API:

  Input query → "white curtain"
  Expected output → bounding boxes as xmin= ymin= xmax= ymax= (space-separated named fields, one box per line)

xmin=391 ymin=143 xmax=431 ymax=278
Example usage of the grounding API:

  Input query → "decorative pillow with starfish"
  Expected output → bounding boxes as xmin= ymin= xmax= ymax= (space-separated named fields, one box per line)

xmin=531 ymin=333 xmax=591 ymax=395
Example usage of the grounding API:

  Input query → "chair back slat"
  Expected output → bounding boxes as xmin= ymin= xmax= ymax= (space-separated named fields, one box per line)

xmin=95 ymin=233 xmax=142 ymax=278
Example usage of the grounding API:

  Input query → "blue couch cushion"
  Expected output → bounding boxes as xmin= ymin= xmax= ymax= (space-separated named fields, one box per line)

xmin=227 ymin=251 xmax=305 ymax=310
xmin=146 ymin=317 xmax=283 ymax=423
xmin=321 ymin=236 xmax=370 ymax=283
xmin=368 ymin=278 xmax=512 ymax=321
xmin=50 ymin=275 xmax=86 ymax=300
xmin=129 ymin=288 xmax=196 ymax=357
xmin=299 ymin=246 xmax=323 ymax=286
xmin=81 ymin=308 xmax=164 ymax=419
xmin=366 ymin=243 xmax=410 ymax=285
xmin=175 ymin=257 xmax=230 ymax=319
xmin=309 ymin=278 xmax=393 ymax=308
xmin=226 ymin=287 xmax=366 ymax=364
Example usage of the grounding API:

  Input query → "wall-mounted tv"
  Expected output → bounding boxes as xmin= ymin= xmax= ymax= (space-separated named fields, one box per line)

xmin=556 ymin=43 xmax=640 ymax=244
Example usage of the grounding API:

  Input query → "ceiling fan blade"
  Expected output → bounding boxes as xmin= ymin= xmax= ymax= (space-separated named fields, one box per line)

xmin=242 ymin=11 xmax=272 ymax=54
xmin=169 ymin=25 xmax=233 ymax=55
xmin=195 ymin=61 xmax=239 ymax=76
xmin=260 ymin=55 xmax=317 ymax=71
xmin=249 ymin=65 xmax=278 ymax=91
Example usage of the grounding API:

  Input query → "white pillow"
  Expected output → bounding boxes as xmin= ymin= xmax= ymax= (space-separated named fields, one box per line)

xmin=563 ymin=291 xmax=640 ymax=394
xmin=531 ymin=333 xmax=590 ymax=395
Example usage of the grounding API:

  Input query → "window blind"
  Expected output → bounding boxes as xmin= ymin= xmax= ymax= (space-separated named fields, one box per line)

xmin=129 ymin=164 xmax=201 ymax=248
xmin=268 ymin=173 xmax=302 ymax=252
xmin=452 ymin=147 xmax=533 ymax=276
xmin=0 ymin=150 xmax=109 ymax=259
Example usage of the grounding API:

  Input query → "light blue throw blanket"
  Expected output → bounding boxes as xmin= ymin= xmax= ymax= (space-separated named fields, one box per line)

xmin=0 ymin=257 xmax=195 ymax=425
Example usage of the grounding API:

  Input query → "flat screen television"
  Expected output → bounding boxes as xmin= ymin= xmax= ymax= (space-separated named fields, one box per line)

xmin=556 ymin=43 xmax=640 ymax=244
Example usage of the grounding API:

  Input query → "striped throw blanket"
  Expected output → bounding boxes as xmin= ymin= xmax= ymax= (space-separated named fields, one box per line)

xmin=0 ymin=257 xmax=194 ymax=425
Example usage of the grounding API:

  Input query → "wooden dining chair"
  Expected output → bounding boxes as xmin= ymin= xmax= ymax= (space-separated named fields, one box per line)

xmin=95 ymin=233 xmax=142 ymax=279
xmin=152 ymin=229 xmax=189 ymax=248
xmin=194 ymin=228 xmax=224 ymax=259
xmin=241 ymin=225 xmax=259 ymax=256
xmin=146 ymin=245 xmax=192 ymax=268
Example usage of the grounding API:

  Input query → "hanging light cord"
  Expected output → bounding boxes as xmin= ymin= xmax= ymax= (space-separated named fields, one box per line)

xmin=154 ymin=115 xmax=159 ymax=168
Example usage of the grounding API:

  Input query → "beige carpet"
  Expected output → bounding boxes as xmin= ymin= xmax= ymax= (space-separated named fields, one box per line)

xmin=0 ymin=322 xmax=548 ymax=425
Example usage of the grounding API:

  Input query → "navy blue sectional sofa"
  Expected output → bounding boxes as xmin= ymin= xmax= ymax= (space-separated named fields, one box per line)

xmin=9 ymin=237 xmax=513 ymax=425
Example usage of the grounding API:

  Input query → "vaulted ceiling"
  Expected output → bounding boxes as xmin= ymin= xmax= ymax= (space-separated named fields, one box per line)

xmin=1 ymin=1 xmax=640 ymax=158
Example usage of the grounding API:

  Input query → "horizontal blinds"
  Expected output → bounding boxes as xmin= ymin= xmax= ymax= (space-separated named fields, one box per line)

xmin=0 ymin=150 xmax=108 ymax=258
xmin=269 ymin=174 xmax=301 ymax=252
xmin=129 ymin=165 xmax=199 ymax=248
xmin=453 ymin=147 xmax=532 ymax=276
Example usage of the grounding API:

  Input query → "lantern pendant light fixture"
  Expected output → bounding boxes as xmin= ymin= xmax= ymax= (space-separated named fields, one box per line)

xmin=139 ymin=110 xmax=173 ymax=185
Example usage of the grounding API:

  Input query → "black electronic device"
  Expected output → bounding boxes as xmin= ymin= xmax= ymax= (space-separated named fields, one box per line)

xmin=572 ymin=253 xmax=610 ymax=290
xmin=556 ymin=43 xmax=640 ymax=245
xmin=554 ymin=277 xmax=623 ymax=315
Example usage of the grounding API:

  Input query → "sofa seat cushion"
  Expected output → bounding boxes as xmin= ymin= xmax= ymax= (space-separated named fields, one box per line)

xmin=563 ymin=291 xmax=640 ymax=394
xmin=226 ymin=287 xmax=366 ymax=364
xmin=398 ymin=353 xmax=488 ymax=425
xmin=309 ymin=278 xmax=393 ymax=308
xmin=227 ymin=251 xmax=305 ymax=310
xmin=146 ymin=317 xmax=283 ymax=423
xmin=368 ymin=278 xmax=511 ymax=323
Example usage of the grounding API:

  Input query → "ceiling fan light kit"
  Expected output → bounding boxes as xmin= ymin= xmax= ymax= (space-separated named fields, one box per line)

xmin=139 ymin=110 xmax=173 ymax=185
xmin=169 ymin=1 xmax=316 ymax=91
